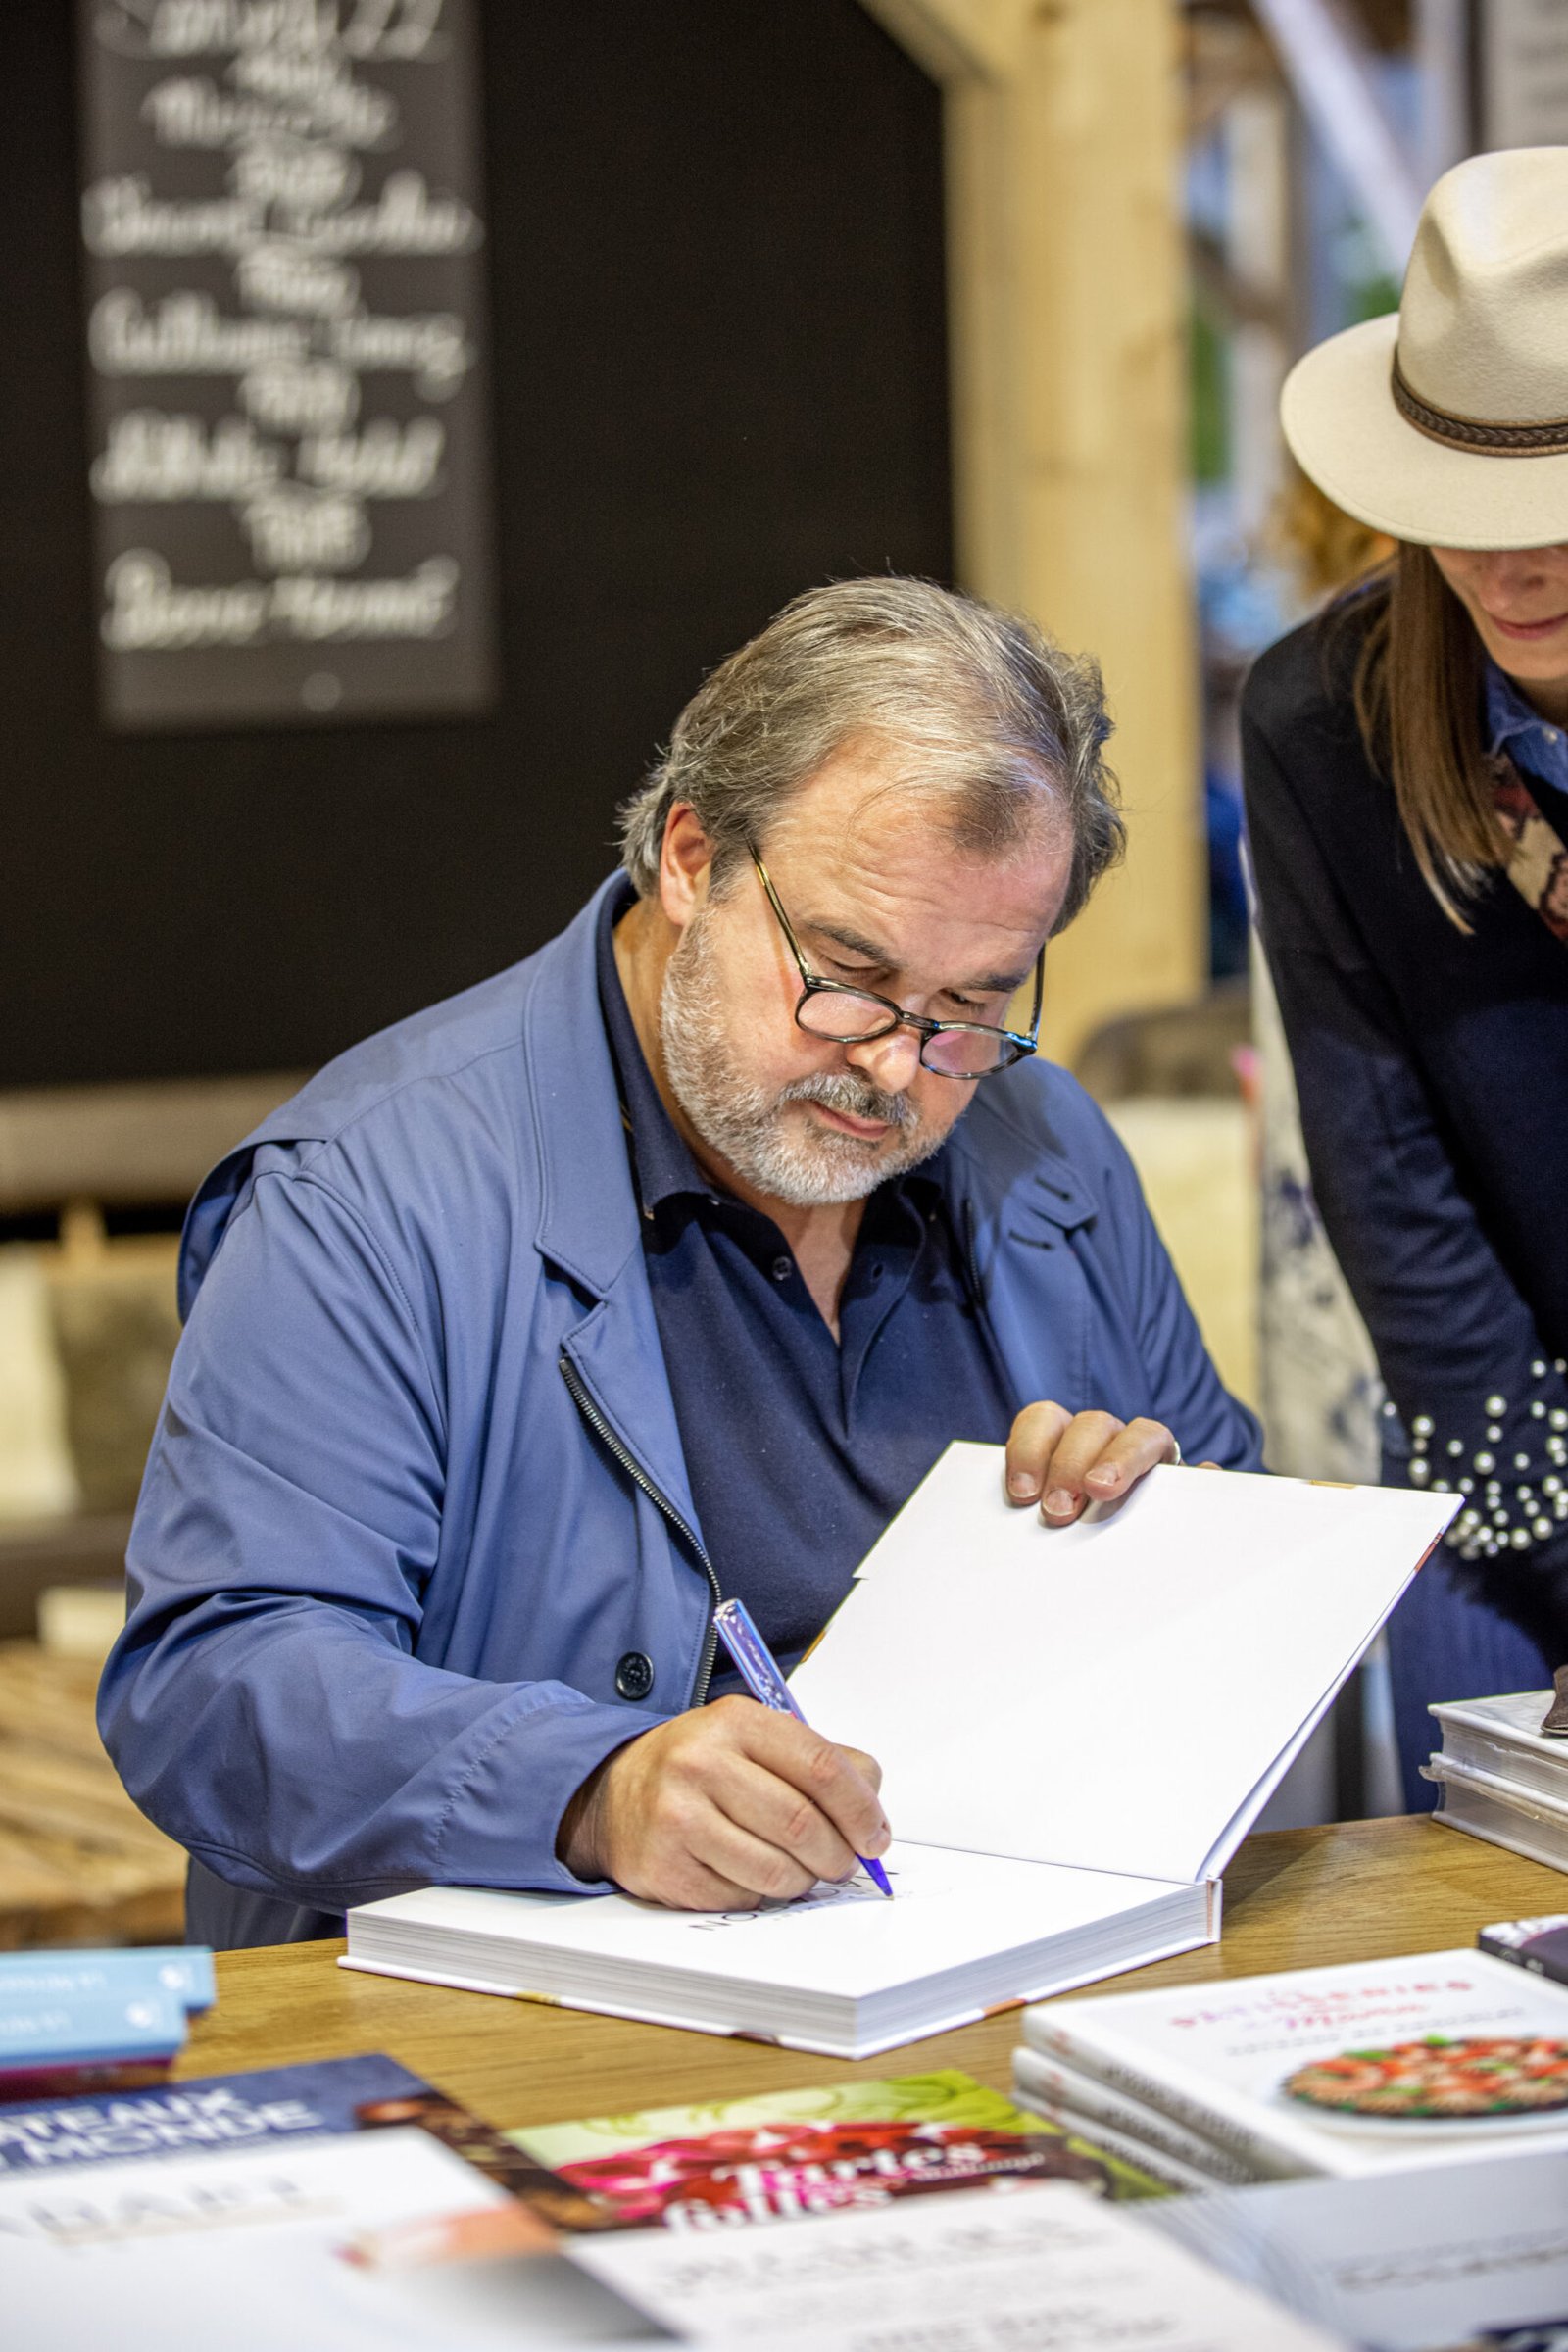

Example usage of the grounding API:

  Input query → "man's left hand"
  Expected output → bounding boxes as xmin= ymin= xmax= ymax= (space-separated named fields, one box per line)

xmin=1005 ymin=1402 xmax=1179 ymax=1526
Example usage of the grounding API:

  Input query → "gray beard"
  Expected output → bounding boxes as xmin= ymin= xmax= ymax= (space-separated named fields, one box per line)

xmin=659 ymin=908 xmax=950 ymax=1208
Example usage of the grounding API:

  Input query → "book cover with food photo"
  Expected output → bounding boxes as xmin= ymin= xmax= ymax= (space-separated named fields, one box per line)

xmin=507 ymin=2066 xmax=1168 ymax=2230
xmin=1022 ymin=1949 xmax=1568 ymax=2180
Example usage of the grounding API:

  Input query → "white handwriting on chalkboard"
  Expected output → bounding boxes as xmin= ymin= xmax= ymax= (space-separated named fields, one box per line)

xmin=82 ymin=170 xmax=479 ymax=258
xmin=96 ymin=3 xmax=445 ymax=65
xmin=84 ymin=0 xmax=491 ymax=705
xmin=142 ymin=74 xmax=397 ymax=148
xmin=92 ymin=412 xmax=283 ymax=499
xmin=103 ymin=549 xmax=460 ymax=646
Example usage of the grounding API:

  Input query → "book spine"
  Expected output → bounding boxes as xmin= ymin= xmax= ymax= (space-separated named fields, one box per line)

xmin=0 ymin=1950 xmax=215 ymax=2014
xmin=0 ymin=2057 xmax=177 ymax=2099
xmin=1478 ymin=1929 xmax=1568 ymax=1987
xmin=1011 ymin=2050 xmax=1259 ymax=2187
xmin=1009 ymin=2086 xmax=1219 ymax=2197
xmin=1020 ymin=2013 xmax=1324 ymax=2181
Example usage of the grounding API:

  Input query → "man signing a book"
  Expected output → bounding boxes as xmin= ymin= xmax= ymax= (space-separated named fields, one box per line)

xmin=101 ymin=579 xmax=1261 ymax=1946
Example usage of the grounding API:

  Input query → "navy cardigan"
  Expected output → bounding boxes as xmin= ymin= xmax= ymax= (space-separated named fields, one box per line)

xmin=1243 ymin=606 xmax=1568 ymax=1636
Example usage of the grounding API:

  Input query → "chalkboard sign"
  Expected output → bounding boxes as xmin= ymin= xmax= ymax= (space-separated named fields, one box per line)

xmin=1483 ymin=0 xmax=1568 ymax=148
xmin=77 ymin=0 xmax=496 ymax=729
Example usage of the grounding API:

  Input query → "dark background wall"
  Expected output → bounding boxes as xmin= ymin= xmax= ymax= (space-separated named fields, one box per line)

xmin=1 ymin=0 xmax=952 ymax=1089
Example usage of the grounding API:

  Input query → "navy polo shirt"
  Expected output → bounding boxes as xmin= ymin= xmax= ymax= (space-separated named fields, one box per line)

xmin=596 ymin=883 xmax=1017 ymax=1680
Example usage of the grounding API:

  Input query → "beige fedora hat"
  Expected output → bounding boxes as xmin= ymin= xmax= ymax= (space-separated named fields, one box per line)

xmin=1282 ymin=145 xmax=1568 ymax=551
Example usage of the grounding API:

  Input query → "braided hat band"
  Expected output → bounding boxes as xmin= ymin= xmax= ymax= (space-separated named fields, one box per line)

xmin=1392 ymin=355 xmax=1568 ymax=461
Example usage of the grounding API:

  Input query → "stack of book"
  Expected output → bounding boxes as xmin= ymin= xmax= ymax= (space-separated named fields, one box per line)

xmin=1424 ymin=1688 xmax=1568 ymax=1870
xmin=0 ymin=1946 xmax=213 ymax=2099
xmin=1013 ymin=1945 xmax=1568 ymax=2184
xmin=2 ymin=2052 xmax=1333 ymax=2350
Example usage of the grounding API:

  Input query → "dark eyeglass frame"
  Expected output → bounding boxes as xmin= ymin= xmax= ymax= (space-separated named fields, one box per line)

xmin=749 ymin=848 xmax=1044 ymax=1081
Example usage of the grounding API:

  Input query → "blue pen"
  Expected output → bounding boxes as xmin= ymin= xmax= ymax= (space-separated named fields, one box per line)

xmin=711 ymin=1596 xmax=894 ymax=1898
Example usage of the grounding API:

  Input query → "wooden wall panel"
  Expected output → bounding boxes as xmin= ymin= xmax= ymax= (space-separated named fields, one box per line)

xmin=866 ymin=0 xmax=1203 ymax=1063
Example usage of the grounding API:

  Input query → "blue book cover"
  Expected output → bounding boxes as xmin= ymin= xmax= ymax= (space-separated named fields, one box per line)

xmin=0 ymin=1986 xmax=187 ymax=2072
xmin=0 ymin=2054 xmax=431 ymax=2173
xmin=0 ymin=1948 xmax=215 ymax=2015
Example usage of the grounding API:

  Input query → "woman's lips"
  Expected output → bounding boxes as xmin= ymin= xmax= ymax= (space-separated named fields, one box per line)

xmin=1483 ymin=608 xmax=1568 ymax=644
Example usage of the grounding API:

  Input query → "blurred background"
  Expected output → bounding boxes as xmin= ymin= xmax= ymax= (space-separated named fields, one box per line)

xmin=2 ymin=0 xmax=1563 ymax=1944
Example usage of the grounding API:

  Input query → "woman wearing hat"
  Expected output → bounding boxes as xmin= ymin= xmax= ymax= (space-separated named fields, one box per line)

xmin=1244 ymin=146 xmax=1568 ymax=1804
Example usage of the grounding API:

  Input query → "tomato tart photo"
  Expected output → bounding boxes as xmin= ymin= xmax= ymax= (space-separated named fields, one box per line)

xmin=1283 ymin=2034 xmax=1568 ymax=2123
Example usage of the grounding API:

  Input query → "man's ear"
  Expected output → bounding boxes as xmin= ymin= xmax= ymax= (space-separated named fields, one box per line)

xmin=658 ymin=803 xmax=715 ymax=932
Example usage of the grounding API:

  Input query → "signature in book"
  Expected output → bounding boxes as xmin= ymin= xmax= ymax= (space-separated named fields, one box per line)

xmin=685 ymin=1868 xmax=911 ymax=1932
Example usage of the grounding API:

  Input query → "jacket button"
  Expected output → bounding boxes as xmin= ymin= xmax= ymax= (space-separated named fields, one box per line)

xmin=615 ymin=1650 xmax=655 ymax=1701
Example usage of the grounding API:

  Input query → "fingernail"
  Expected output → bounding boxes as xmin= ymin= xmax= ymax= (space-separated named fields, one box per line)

xmin=1007 ymin=1470 xmax=1037 ymax=1499
xmin=1043 ymin=1488 xmax=1075 ymax=1518
xmin=1087 ymin=1464 xmax=1120 ymax=1491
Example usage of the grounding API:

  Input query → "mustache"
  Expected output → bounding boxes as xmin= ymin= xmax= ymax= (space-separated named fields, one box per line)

xmin=774 ymin=1071 xmax=919 ymax=1131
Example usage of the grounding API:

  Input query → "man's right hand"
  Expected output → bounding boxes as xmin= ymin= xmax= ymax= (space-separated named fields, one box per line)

xmin=557 ymin=1695 xmax=890 ymax=1909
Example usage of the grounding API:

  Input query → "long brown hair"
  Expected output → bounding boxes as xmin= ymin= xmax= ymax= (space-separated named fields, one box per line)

xmin=1349 ymin=542 xmax=1511 ymax=928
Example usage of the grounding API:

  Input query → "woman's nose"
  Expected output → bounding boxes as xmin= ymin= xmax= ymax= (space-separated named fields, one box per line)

xmin=1478 ymin=548 xmax=1548 ymax=593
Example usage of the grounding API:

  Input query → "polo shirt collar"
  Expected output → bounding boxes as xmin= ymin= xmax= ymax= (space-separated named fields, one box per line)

xmin=1484 ymin=658 xmax=1568 ymax=801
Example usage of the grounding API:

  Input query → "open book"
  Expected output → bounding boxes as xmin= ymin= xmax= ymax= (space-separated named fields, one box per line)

xmin=343 ymin=1446 xmax=1454 ymax=2058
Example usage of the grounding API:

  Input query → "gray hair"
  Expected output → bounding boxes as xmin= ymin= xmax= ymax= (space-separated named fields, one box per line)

xmin=618 ymin=577 xmax=1122 ymax=932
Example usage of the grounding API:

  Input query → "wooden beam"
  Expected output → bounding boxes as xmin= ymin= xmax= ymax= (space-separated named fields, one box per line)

xmin=896 ymin=0 xmax=1204 ymax=1063
xmin=858 ymin=0 xmax=1029 ymax=82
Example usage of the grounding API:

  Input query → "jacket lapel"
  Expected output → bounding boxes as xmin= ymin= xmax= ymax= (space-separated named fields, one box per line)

xmin=940 ymin=1088 xmax=1098 ymax=1413
xmin=526 ymin=877 xmax=708 ymax=1546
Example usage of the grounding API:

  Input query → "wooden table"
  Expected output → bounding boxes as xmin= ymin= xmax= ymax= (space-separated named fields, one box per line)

xmin=178 ymin=1815 xmax=1568 ymax=2135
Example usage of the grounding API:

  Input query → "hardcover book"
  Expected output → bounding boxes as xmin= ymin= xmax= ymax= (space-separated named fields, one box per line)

xmin=1023 ymin=1947 xmax=1568 ymax=2180
xmin=1425 ymin=1749 xmax=1568 ymax=1872
xmin=507 ymin=2066 xmax=1169 ymax=2229
xmin=0 ymin=2051 xmax=608 ymax=2234
xmin=0 ymin=1987 xmax=187 ymax=2099
xmin=0 ymin=1948 xmax=215 ymax=2013
xmin=1010 ymin=2042 xmax=1261 ymax=2188
xmin=1479 ymin=1913 xmax=1568 ymax=1988
xmin=0 ymin=1947 xmax=216 ymax=2099
xmin=1146 ymin=2147 xmax=1568 ymax=2349
xmin=569 ymin=2177 xmax=1344 ymax=2351
xmin=1 ymin=2128 xmax=644 ymax=2352
xmin=1429 ymin=1689 xmax=1568 ymax=1801
xmin=345 ymin=1446 xmax=1451 ymax=2058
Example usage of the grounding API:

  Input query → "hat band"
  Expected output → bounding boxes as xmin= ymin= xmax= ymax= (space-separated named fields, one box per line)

xmin=1392 ymin=356 xmax=1568 ymax=458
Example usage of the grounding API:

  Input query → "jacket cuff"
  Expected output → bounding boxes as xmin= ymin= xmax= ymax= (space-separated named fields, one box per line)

xmin=429 ymin=1688 xmax=665 ymax=1896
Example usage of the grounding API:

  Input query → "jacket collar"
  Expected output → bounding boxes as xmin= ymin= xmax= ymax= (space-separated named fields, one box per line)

xmin=524 ymin=873 xmax=651 ymax=1299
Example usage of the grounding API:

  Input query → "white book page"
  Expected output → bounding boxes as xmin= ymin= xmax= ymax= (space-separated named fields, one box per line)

xmin=355 ymin=1844 xmax=1193 ymax=2001
xmin=790 ymin=1446 xmax=1453 ymax=1886
xmin=570 ymin=2178 xmax=1345 ymax=2351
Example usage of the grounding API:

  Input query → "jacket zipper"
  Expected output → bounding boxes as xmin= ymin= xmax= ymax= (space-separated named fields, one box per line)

xmin=559 ymin=1352 xmax=723 ymax=1705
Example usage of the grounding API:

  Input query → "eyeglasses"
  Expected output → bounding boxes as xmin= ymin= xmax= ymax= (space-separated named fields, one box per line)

xmin=750 ymin=849 xmax=1043 ymax=1080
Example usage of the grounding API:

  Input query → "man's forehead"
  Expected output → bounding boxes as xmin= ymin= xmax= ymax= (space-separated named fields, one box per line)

xmin=763 ymin=769 xmax=1070 ymax=949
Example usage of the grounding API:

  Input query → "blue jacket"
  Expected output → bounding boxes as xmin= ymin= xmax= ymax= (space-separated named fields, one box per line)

xmin=99 ymin=878 xmax=1261 ymax=1947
